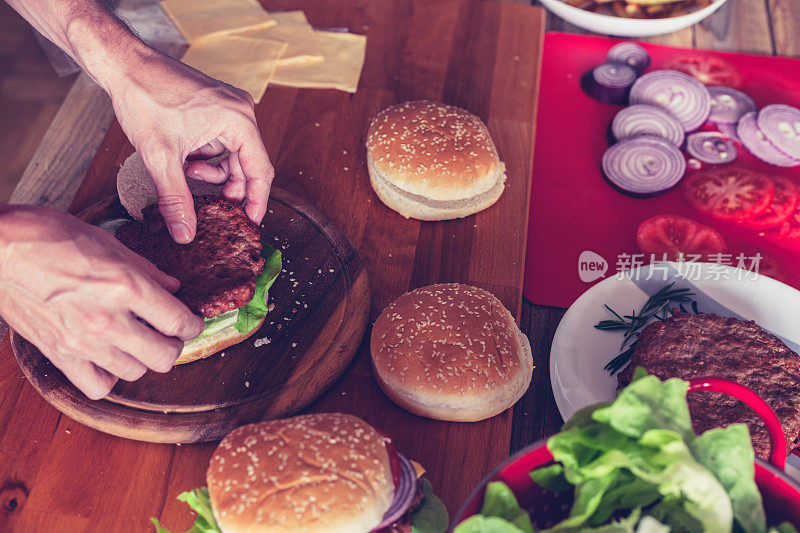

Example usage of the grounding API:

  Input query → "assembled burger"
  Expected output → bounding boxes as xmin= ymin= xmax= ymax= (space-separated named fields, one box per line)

xmin=152 ymin=413 xmax=449 ymax=533
xmin=114 ymin=192 xmax=281 ymax=364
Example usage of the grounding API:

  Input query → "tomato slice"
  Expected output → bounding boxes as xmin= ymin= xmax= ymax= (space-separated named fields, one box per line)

xmin=637 ymin=214 xmax=727 ymax=260
xmin=741 ymin=176 xmax=799 ymax=230
xmin=683 ymin=168 xmax=775 ymax=221
xmin=666 ymin=55 xmax=742 ymax=88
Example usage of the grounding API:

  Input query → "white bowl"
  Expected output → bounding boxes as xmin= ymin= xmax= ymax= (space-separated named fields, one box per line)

xmin=538 ymin=0 xmax=729 ymax=37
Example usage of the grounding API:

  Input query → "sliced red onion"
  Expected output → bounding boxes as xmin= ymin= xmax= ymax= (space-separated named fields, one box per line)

xmin=708 ymin=86 xmax=756 ymax=124
xmin=372 ymin=453 xmax=417 ymax=531
xmin=602 ymin=135 xmax=686 ymax=196
xmin=686 ymin=132 xmax=737 ymax=164
xmin=611 ymin=104 xmax=684 ymax=146
xmin=581 ymin=62 xmax=637 ymax=105
xmin=629 ymin=70 xmax=711 ymax=132
xmin=717 ymin=122 xmax=739 ymax=140
xmin=757 ymin=104 xmax=800 ymax=161
xmin=607 ymin=42 xmax=651 ymax=73
xmin=737 ymin=111 xmax=800 ymax=168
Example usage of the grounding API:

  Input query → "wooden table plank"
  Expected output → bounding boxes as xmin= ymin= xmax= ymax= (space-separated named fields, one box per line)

xmin=9 ymin=74 xmax=114 ymax=209
xmin=1 ymin=1 xmax=793 ymax=531
xmin=694 ymin=0 xmax=773 ymax=54
xmin=1 ymin=2 xmax=545 ymax=530
xmin=769 ymin=0 xmax=800 ymax=57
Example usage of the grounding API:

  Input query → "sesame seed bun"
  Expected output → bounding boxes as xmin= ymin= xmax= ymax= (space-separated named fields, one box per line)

xmin=206 ymin=413 xmax=394 ymax=533
xmin=370 ymin=283 xmax=533 ymax=422
xmin=365 ymin=101 xmax=506 ymax=221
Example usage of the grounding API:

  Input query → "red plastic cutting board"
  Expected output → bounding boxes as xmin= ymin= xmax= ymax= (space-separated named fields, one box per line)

xmin=524 ymin=32 xmax=800 ymax=309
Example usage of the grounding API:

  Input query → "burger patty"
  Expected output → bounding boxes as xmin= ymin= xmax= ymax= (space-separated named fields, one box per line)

xmin=116 ymin=196 xmax=264 ymax=318
xmin=618 ymin=312 xmax=800 ymax=459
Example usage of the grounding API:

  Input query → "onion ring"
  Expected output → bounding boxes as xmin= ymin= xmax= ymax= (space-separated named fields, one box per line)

xmin=607 ymin=42 xmax=651 ymax=73
xmin=686 ymin=132 xmax=737 ymax=164
xmin=612 ymin=104 xmax=685 ymax=146
xmin=602 ymin=135 xmax=686 ymax=196
xmin=737 ymin=111 xmax=800 ymax=168
xmin=629 ymin=70 xmax=711 ymax=132
xmin=757 ymin=104 xmax=800 ymax=161
xmin=708 ymin=86 xmax=756 ymax=124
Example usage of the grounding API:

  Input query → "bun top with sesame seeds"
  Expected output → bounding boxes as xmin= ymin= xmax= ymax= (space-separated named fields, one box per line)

xmin=206 ymin=413 xmax=394 ymax=533
xmin=366 ymin=101 xmax=503 ymax=202
xmin=370 ymin=283 xmax=533 ymax=423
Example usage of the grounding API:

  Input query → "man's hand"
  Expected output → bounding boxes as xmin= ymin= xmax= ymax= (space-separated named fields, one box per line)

xmin=5 ymin=0 xmax=274 ymax=244
xmin=0 ymin=206 xmax=204 ymax=399
xmin=109 ymin=49 xmax=274 ymax=244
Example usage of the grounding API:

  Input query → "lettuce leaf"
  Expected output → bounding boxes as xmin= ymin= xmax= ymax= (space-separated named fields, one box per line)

xmin=690 ymin=424 xmax=766 ymax=533
xmin=233 ymin=245 xmax=282 ymax=335
xmin=479 ymin=482 xmax=534 ymax=533
xmin=411 ymin=478 xmax=449 ymax=533
xmin=453 ymin=515 xmax=528 ymax=533
xmin=150 ymin=487 xmax=221 ymax=533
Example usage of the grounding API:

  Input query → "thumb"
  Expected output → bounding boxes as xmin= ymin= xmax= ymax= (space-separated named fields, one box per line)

xmin=141 ymin=151 xmax=197 ymax=244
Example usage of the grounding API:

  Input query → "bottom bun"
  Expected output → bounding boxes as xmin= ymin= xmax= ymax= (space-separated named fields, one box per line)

xmin=175 ymin=315 xmax=266 ymax=365
xmin=367 ymin=155 xmax=506 ymax=221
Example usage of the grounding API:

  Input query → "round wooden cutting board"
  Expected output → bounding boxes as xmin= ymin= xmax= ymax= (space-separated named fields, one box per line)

xmin=13 ymin=188 xmax=369 ymax=443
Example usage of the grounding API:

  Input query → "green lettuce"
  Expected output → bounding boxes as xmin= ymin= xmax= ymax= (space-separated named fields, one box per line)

xmin=233 ymin=245 xmax=282 ymax=335
xmin=151 ymin=488 xmax=221 ymax=533
xmin=454 ymin=515 xmax=529 ymax=533
xmin=411 ymin=478 xmax=450 ymax=533
xmin=690 ymin=424 xmax=765 ymax=533
xmin=457 ymin=372 xmax=776 ymax=533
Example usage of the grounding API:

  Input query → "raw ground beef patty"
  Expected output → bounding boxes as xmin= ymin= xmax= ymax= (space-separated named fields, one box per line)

xmin=116 ymin=195 xmax=264 ymax=318
xmin=618 ymin=311 xmax=800 ymax=459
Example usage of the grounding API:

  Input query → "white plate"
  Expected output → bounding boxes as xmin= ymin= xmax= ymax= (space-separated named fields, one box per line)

xmin=538 ymin=0 xmax=729 ymax=38
xmin=550 ymin=262 xmax=800 ymax=421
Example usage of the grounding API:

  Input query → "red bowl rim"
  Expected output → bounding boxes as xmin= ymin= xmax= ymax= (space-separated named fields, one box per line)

xmin=450 ymin=440 xmax=800 ymax=531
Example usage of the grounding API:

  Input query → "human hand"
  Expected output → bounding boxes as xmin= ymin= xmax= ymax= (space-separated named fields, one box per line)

xmin=108 ymin=47 xmax=274 ymax=243
xmin=0 ymin=206 xmax=204 ymax=399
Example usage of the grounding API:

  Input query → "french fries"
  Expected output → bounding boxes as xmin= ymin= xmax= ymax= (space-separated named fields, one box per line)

xmin=564 ymin=0 xmax=712 ymax=19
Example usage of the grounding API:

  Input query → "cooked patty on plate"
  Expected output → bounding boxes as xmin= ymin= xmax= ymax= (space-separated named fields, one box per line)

xmin=618 ymin=311 xmax=800 ymax=459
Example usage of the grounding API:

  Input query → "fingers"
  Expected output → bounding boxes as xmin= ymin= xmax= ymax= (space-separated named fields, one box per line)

xmin=185 ymin=158 xmax=230 ymax=185
xmin=221 ymin=151 xmax=247 ymax=202
xmin=47 ymin=352 xmax=118 ymax=400
xmin=129 ymin=281 xmax=204 ymax=342
xmin=187 ymin=139 xmax=225 ymax=160
xmin=141 ymin=151 xmax=197 ymax=244
xmin=90 ymin=347 xmax=149 ymax=382
xmin=115 ymin=319 xmax=185 ymax=373
xmin=236 ymin=131 xmax=274 ymax=225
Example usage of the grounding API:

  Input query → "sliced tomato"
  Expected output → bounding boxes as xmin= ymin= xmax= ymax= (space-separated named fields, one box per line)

xmin=637 ymin=214 xmax=727 ymax=260
xmin=683 ymin=168 xmax=775 ymax=222
xmin=666 ymin=55 xmax=742 ymax=88
xmin=741 ymin=176 xmax=799 ymax=230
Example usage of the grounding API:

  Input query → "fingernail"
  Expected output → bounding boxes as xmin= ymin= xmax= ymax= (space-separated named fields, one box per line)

xmin=168 ymin=222 xmax=192 ymax=244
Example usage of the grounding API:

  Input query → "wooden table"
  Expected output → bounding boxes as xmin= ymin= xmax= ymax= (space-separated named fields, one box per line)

xmin=1 ymin=0 xmax=798 ymax=531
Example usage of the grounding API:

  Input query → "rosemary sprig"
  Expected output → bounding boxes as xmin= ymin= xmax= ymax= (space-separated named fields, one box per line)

xmin=596 ymin=283 xmax=699 ymax=375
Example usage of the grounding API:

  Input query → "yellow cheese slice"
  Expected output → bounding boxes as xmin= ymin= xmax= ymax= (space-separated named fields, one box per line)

xmin=161 ymin=0 xmax=276 ymax=42
xmin=242 ymin=11 xmax=323 ymax=67
xmin=270 ymin=30 xmax=367 ymax=93
xmin=181 ymin=34 xmax=287 ymax=104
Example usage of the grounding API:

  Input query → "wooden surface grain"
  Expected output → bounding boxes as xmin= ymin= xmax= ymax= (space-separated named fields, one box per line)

xmin=13 ymin=190 xmax=370 ymax=443
xmin=1 ymin=1 xmax=544 ymax=530
xmin=1 ymin=0 xmax=798 ymax=532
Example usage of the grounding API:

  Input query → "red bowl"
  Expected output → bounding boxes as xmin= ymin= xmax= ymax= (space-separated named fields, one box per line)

xmin=451 ymin=378 xmax=800 ymax=530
